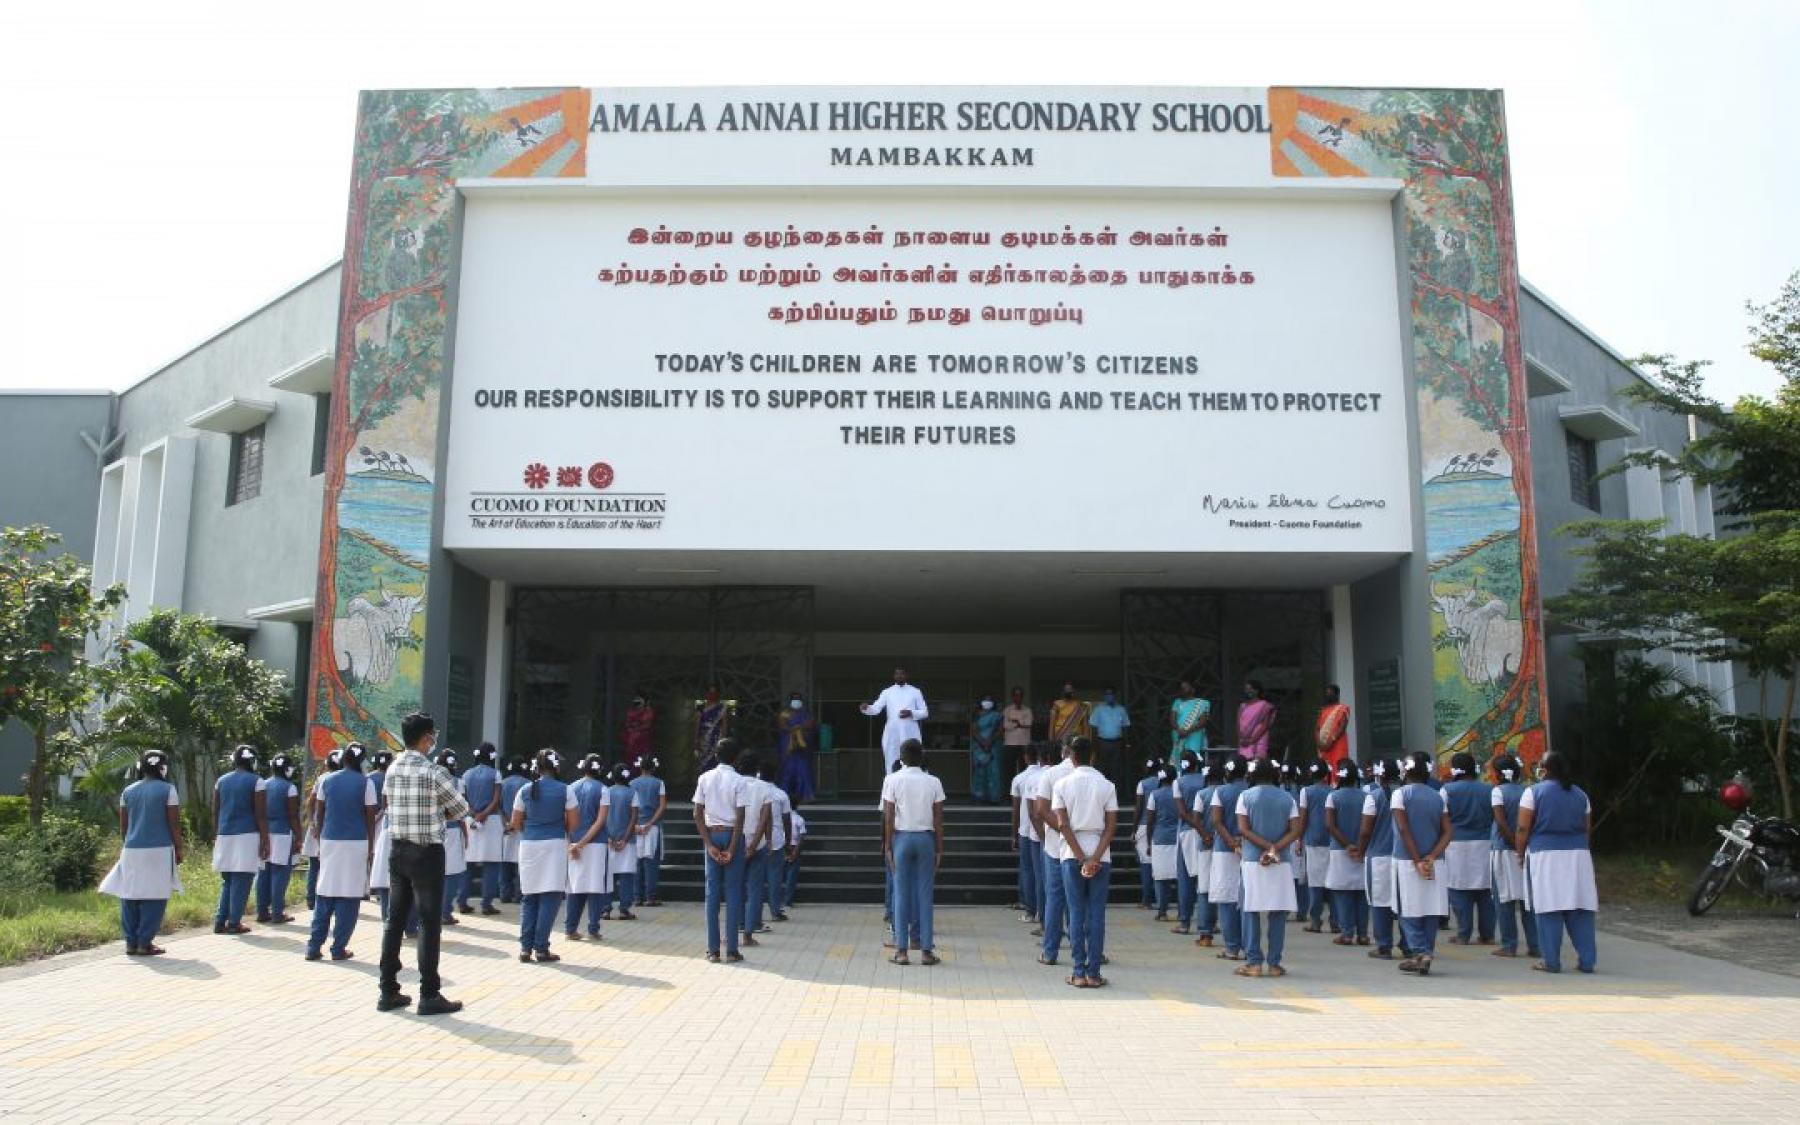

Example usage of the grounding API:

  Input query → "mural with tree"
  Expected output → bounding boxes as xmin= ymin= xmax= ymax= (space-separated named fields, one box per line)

xmin=308 ymin=88 xmax=589 ymax=756
xmin=1269 ymin=87 xmax=1549 ymax=764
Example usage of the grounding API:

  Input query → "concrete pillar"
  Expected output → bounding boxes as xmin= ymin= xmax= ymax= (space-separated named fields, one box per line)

xmin=480 ymin=579 xmax=509 ymax=746
xmin=1328 ymin=584 xmax=1359 ymax=761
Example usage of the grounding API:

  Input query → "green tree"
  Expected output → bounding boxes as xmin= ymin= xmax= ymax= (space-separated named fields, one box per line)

xmin=0 ymin=526 xmax=126 ymax=826
xmin=1550 ymin=271 xmax=1800 ymax=817
xmin=92 ymin=609 xmax=290 ymax=838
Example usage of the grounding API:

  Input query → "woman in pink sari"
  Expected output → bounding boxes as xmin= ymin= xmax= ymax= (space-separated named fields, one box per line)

xmin=1236 ymin=680 xmax=1276 ymax=760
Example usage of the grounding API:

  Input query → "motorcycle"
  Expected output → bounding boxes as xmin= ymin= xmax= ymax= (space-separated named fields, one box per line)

xmin=1688 ymin=810 xmax=1800 ymax=916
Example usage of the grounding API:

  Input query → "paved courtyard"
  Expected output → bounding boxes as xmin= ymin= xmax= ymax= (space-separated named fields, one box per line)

xmin=1 ymin=899 xmax=1797 ymax=1122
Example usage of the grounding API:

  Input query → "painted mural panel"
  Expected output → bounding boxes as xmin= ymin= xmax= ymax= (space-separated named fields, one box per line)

xmin=1269 ymin=87 xmax=1549 ymax=764
xmin=309 ymin=88 xmax=589 ymax=755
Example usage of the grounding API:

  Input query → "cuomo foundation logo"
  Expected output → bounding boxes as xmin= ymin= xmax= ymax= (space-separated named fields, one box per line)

xmin=464 ymin=460 xmax=668 ymax=532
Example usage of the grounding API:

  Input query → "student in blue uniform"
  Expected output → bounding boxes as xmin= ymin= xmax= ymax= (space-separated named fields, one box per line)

xmin=367 ymin=751 xmax=392 ymax=806
xmin=1487 ymin=754 xmax=1539 ymax=959
xmin=1170 ymin=751 xmax=1207 ymax=934
xmin=499 ymin=758 xmax=530 ymax=903
xmin=436 ymin=749 xmax=468 ymax=928
xmin=565 ymin=754 xmax=611 ymax=941
xmin=306 ymin=743 xmax=378 ymax=962
xmin=510 ymin=748 xmax=577 ymax=963
xmin=212 ymin=744 xmax=265 ymax=935
xmin=603 ymin=764 xmax=642 ymax=921
xmin=1132 ymin=757 xmax=1159 ymax=909
xmin=1516 ymin=752 xmax=1598 ymax=974
xmin=1207 ymin=756 xmax=1250 ymax=960
xmin=255 ymin=753 xmax=302 ymax=923
xmin=459 ymin=743 xmax=504 ymax=915
xmin=1298 ymin=760 xmax=1334 ymax=933
xmin=630 ymin=757 xmax=668 ymax=907
xmin=100 ymin=751 xmax=185 ymax=956
xmin=1390 ymin=751 xmax=1452 ymax=976
xmin=302 ymin=749 xmax=343 ymax=910
xmin=1185 ymin=762 xmax=1218 ymax=947
xmin=1442 ymin=751 xmax=1497 ymax=945
xmin=1234 ymin=757 xmax=1302 ymax=977
xmin=1360 ymin=758 xmax=1400 ymax=959
xmin=1323 ymin=759 xmax=1369 ymax=945
xmin=1144 ymin=766 xmax=1180 ymax=920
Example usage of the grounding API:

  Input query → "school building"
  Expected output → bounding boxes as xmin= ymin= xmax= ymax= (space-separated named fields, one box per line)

xmin=0 ymin=86 xmax=1737 ymax=799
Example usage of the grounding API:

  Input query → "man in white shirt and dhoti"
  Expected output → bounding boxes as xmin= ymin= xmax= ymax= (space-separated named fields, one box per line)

xmin=861 ymin=668 xmax=929 ymax=775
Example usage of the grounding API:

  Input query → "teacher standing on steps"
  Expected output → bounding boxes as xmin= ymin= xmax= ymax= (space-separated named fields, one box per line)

xmin=861 ymin=667 xmax=929 ymax=775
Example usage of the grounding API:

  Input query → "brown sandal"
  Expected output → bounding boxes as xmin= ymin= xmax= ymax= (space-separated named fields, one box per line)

xmin=1234 ymin=963 xmax=1264 ymax=977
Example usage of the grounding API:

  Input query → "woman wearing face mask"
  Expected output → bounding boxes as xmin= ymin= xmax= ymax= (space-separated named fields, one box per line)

xmin=1003 ymin=688 xmax=1034 ymax=775
xmin=694 ymin=685 xmax=731 ymax=771
xmin=777 ymin=691 xmax=817 ymax=803
xmin=969 ymin=695 xmax=1005 ymax=805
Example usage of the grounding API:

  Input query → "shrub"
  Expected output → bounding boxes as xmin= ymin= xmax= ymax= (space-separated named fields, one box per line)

xmin=0 ymin=832 xmax=51 ymax=905
xmin=37 ymin=816 xmax=104 ymax=892
xmin=0 ymin=797 xmax=28 ymax=833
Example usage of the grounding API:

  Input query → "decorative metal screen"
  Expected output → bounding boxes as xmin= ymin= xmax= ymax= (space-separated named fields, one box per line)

xmin=510 ymin=586 xmax=813 ymax=789
xmin=1122 ymin=589 xmax=1326 ymax=762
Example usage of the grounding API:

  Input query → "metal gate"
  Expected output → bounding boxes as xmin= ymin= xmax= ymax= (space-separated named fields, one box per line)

xmin=1121 ymin=589 xmax=1327 ymax=762
xmin=510 ymin=586 xmax=813 ymax=789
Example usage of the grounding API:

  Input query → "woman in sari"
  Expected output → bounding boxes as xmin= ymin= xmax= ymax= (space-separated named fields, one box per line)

xmin=777 ymin=691 xmax=817 ymax=802
xmin=1235 ymin=680 xmax=1276 ymax=760
xmin=1168 ymin=681 xmax=1210 ymax=766
xmin=622 ymin=692 xmax=656 ymax=769
xmin=969 ymin=694 xmax=1005 ymax=804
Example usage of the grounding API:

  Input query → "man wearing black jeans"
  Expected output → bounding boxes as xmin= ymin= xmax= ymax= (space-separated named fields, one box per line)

xmin=377 ymin=712 xmax=471 ymax=1015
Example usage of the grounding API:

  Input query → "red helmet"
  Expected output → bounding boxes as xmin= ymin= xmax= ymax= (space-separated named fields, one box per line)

xmin=1720 ymin=780 xmax=1751 ymax=813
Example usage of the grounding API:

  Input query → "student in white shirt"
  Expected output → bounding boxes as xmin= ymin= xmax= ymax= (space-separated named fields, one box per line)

xmin=737 ymin=752 xmax=772 ymax=948
xmin=1010 ymin=748 xmax=1046 ymax=921
xmin=1034 ymin=741 xmax=1077 ymax=964
xmin=757 ymin=759 xmax=795 ymax=923
xmin=1052 ymin=736 xmax=1118 ymax=988
xmin=691 ymin=738 xmax=750 ymax=962
xmin=781 ymin=804 xmax=806 ymax=911
xmin=861 ymin=668 xmax=930 ymax=775
xmin=881 ymin=739 xmax=946 ymax=966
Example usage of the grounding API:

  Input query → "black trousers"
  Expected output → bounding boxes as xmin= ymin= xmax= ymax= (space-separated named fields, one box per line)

xmin=380 ymin=839 xmax=446 ymax=996
xmin=1096 ymin=739 xmax=1124 ymax=795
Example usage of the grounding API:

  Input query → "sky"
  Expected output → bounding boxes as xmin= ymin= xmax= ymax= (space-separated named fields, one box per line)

xmin=0 ymin=0 xmax=1793 ymax=403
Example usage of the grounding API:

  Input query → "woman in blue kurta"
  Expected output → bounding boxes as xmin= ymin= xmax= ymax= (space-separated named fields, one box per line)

xmin=255 ymin=753 xmax=302 ymax=923
xmin=603 ymin=764 xmax=642 ymax=919
xmin=1323 ymin=759 xmax=1370 ymax=944
xmin=1207 ymin=756 xmax=1250 ymax=960
xmin=212 ymin=744 xmax=265 ymax=934
xmin=1516 ymin=752 xmax=1598 ymax=974
xmin=511 ymin=748 xmax=577 ymax=962
xmin=1234 ymin=757 xmax=1301 ymax=977
xmin=100 ymin=751 xmax=185 ymax=956
xmin=969 ymin=695 xmax=1005 ymax=805
xmin=306 ymin=743 xmax=376 ymax=962
xmin=1298 ymin=760 xmax=1333 ymax=932
xmin=629 ymin=758 xmax=668 ymax=906
xmin=565 ymin=754 xmax=612 ymax=941
xmin=1442 ymin=751 xmax=1496 ymax=945
xmin=1144 ymin=766 xmax=1180 ymax=920
xmin=1390 ymin=751 xmax=1452 ymax=976
xmin=1360 ymin=758 xmax=1400 ymax=958
xmin=1487 ymin=754 xmax=1539 ymax=958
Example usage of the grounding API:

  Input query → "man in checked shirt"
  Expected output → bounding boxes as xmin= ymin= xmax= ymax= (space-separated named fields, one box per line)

xmin=377 ymin=712 xmax=471 ymax=1015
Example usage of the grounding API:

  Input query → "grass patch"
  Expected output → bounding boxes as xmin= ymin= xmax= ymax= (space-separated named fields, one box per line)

xmin=0 ymin=847 xmax=223 ymax=966
xmin=1593 ymin=845 xmax=1770 ymax=913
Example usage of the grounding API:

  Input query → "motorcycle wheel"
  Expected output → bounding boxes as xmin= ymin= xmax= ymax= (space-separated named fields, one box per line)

xmin=1687 ymin=855 xmax=1738 ymax=916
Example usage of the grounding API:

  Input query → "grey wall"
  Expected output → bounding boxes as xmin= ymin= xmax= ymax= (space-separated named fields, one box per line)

xmin=1522 ymin=285 xmax=1698 ymax=756
xmin=110 ymin=266 xmax=340 ymax=751
xmin=0 ymin=392 xmax=115 ymax=790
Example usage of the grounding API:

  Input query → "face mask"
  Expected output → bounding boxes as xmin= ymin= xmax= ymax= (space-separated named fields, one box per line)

xmin=980 ymin=700 xmax=994 ymax=711
xmin=1063 ymin=690 xmax=1074 ymax=699
xmin=633 ymin=698 xmax=645 ymax=707
xmin=1103 ymin=694 xmax=1115 ymax=704
xmin=789 ymin=698 xmax=803 ymax=709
